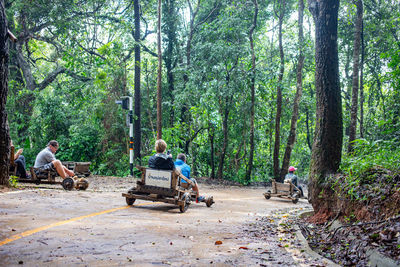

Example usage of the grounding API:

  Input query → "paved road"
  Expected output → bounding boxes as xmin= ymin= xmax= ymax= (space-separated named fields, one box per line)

xmin=0 ymin=177 xmax=317 ymax=266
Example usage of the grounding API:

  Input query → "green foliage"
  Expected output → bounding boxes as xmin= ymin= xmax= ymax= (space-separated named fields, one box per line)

xmin=4 ymin=0 xmax=399 ymax=184
xmin=341 ymin=139 xmax=400 ymax=177
xmin=337 ymin=138 xmax=400 ymax=200
xmin=8 ymin=176 xmax=18 ymax=188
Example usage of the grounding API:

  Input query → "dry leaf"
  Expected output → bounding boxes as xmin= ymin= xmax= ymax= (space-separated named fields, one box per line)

xmin=215 ymin=240 xmax=223 ymax=245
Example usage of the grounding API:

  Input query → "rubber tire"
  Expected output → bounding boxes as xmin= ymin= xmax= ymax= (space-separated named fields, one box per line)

xmin=292 ymin=198 xmax=299 ymax=204
xmin=126 ymin=197 xmax=136 ymax=205
xmin=62 ymin=177 xmax=74 ymax=190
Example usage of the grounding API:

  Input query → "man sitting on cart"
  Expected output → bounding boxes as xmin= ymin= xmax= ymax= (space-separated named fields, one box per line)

xmin=34 ymin=140 xmax=75 ymax=179
xmin=284 ymin=166 xmax=304 ymax=197
xmin=174 ymin=153 xmax=205 ymax=203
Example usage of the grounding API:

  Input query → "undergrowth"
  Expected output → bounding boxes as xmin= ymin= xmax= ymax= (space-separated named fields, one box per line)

xmin=8 ymin=176 xmax=19 ymax=187
xmin=327 ymin=138 xmax=400 ymax=220
xmin=338 ymin=138 xmax=400 ymax=200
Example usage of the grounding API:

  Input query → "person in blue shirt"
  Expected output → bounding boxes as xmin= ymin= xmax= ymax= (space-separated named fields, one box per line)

xmin=175 ymin=153 xmax=204 ymax=203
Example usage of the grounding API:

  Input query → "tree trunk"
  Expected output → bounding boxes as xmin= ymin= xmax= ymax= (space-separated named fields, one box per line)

xmin=133 ymin=0 xmax=141 ymax=164
xmin=359 ymin=21 xmax=365 ymax=138
xmin=217 ymin=96 xmax=231 ymax=180
xmin=308 ymin=0 xmax=342 ymax=214
xmin=0 ymin=0 xmax=10 ymax=186
xmin=156 ymin=0 xmax=162 ymax=139
xmin=245 ymin=0 xmax=258 ymax=183
xmin=164 ymin=0 xmax=177 ymax=127
xmin=305 ymin=108 xmax=312 ymax=150
xmin=268 ymin=18 xmax=275 ymax=161
xmin=348 ymin=0 xmax=363 ymax=153
xmin=273 ymin=0 xmax=285 ymax=180
xmin=209 ymin=123 xmax=215 ymax=179
xmin=280 ymin=0 xmax=305 ymax=181
xmin=15 ymin=42 xmax=36 ymax=91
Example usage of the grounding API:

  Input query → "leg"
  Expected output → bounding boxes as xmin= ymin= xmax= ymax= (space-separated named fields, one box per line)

xmin=63 ymin=165 xmax=75 ymax=177
xmin=298 ymin=185 xmax=304 ymax=197
xmin=52 ymin=160 xmax=75 ymax=179
xmin=192 ymin=183 xmax=200 ymax=199
xmin=15 ymin=155 xmax=27 ymax=178
xmin=182 ymin=180 xmax=201 ymax=200
xmin=190 ymin=178 xmax=205 ymax=202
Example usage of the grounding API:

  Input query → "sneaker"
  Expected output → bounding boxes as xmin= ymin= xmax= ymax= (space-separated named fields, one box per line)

xmin=196 ymin=196 xmax=205 ymax=203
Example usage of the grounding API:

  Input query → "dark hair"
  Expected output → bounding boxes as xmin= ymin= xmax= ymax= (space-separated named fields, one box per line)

xmin=177 ymin=153 xmax=186 ymax=162
xmin=47 ymin=140 xmax=59 ymax=148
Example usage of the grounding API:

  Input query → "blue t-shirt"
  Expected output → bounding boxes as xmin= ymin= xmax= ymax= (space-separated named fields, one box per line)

xmin=174 ymin=159 xmax=191 ymax=183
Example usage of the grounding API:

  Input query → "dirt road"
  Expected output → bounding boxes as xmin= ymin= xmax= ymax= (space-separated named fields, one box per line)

xmin=0 ymin=176 xmax=324 ymax=266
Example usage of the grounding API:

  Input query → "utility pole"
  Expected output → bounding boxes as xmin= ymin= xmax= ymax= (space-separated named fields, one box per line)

xmin=116 ymin=96 xmax=134 ymax=176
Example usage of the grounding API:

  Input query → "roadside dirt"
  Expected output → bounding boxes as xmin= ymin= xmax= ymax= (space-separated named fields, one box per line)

xmin=0 ymin=176 xmax=327 ymax=266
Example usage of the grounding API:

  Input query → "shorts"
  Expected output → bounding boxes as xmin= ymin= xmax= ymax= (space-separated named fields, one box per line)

xmin=181 ymin=177 xmax=196 ymax=184
xmin=34 ymin=162 xmax=57 ymax=179
xmin=37 ymin=162 xmax=55 ymax=172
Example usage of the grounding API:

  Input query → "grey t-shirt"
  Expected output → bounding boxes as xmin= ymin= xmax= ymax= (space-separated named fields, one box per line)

xmin=34 ymin=147 xmax=56 ymax=168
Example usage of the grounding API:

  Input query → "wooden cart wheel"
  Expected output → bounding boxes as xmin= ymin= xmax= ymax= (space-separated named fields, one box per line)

xmin=179 ymin=194 xmax=190 ymax=213
xmin=75 ymin=178 xmax=89 ymax=190
xmin=291 ymin=192 xmax=299 ymax=204
xmin=126 ymin=197 xmax=136 ymax=205
xmin=263 ymin=191 xmax=271 ymax=199
xmin=179 ymin=202 xmax=188 ymax=213
xmin=206 ymin=196 xmax=214 ymax=207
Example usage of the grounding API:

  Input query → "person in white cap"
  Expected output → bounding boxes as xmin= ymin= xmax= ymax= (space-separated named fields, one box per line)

xmin=285 ymin=166 xmax=303 ymax=197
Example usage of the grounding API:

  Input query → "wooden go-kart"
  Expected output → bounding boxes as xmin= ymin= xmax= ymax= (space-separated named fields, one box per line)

xmin=263 ymin=179 xmax=301 ymax=204
xmin=122 ymin=166 xmax=214 ymax=213
xmin=25 ymin=167 xmax=89 ymax=191
xmin=9 ymin=146 xmax=90 ymax=190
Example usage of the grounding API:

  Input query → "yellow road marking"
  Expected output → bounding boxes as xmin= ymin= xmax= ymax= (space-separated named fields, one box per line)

xmin=0 ymin=202 xmax=159 ymax=247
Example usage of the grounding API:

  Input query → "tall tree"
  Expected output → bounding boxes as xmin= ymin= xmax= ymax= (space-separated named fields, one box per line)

xmin=245 ymin=0 xmax=258 ymax=182
xmin=308 ymin=0 xmax=343 ymax=212
xmin=216 ymin=65 xmax=236 ymax=180
xmin=348 ymin=0 xmax=363 ymax=153
xmin=359 ymin=21 xmax=365 ymax=138
xmin=273 ymin=0 xmax=286 ymax=180
xmin=280 ymin=0 xmax=305 ymax=181
xmin=0 ymin=0 xmax=10 ymax=186
xmin=156 ymin=0 xmax=163 ymax=139
xmin=134 ymin=0 xmax=141 ymax=164
xmin=163 ymin=0 xmax=178 ymax=126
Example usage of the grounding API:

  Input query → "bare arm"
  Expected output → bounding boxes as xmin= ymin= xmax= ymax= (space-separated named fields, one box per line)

xmin=14 ymin=148 xmax=23 ymax=160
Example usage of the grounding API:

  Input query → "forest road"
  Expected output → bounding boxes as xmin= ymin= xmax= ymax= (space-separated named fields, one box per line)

xmin=0 ymin=176 xmax=318 ymax=266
